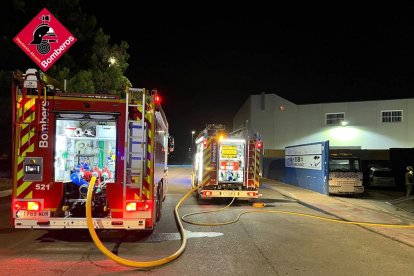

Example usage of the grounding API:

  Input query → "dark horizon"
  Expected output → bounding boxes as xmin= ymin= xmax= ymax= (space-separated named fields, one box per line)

xmin=3 ymin=3 xmax=414 ymax=163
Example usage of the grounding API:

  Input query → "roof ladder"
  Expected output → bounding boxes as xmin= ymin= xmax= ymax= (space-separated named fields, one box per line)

xmin=124 ymin=88 xmax=146 ymax=198
xmin=247 ymin=138 xmax=259 ymax=189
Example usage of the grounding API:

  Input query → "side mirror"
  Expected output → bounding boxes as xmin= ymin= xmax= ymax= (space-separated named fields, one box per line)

xmin=168 ymin=136 xmax=175 ymax=153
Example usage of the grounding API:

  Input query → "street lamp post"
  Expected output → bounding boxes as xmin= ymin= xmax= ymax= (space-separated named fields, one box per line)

xmin=191 ymin=130 xmax=195 ymax=162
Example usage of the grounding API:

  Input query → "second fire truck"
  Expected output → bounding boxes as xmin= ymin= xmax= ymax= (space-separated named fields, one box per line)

xmin=191 ymin=124 xmax=263 ymax=200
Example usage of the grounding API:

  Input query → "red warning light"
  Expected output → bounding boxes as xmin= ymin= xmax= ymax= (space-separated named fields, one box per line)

xmin=154 ymin=95 xmax=161 ymax=104
xmin=256 ymin=141 xmax=263 ymax=149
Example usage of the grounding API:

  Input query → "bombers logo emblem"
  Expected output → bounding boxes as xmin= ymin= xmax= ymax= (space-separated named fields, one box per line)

xmin=14 ymin=8 xmax=77 ymax=71
xmin=30 ymin=14 xmax=58 ymax=55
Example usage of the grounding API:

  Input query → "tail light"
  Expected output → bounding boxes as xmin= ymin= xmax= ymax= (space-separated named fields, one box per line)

xmin=28 ymin=201 xmax=40 ymax=211
xmin=14 ymin=200 xmax=41 ymax=211
xmin=125 ymin=201 xmax=151 ymax=212
xmin=126 ymin=202 xmax=137 ymax=211
xmin=14 ymin=202 xmax=23 ymax=210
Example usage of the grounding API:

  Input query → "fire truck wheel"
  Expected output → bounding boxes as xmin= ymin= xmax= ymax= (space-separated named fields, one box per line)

xmin=161 ymin=182 xmax=166 ymax=202
xmin=142 ymin=229 xmax=154 ymax=235
xmin=156 ymin=185 xmax=162 ymax=222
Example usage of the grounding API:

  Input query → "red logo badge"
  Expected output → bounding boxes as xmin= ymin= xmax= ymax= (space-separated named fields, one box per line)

xmin=13 ymin=8 xmax=77 ymax=72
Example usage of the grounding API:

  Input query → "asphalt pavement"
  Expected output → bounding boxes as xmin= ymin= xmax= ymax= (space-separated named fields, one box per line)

xmin=261 ymin=178 xmax=414 ymax=248
xmin=0 ymin=189 xmax=11 ymax=198
xmin=2 ymin=177 xmax=414 ymax=248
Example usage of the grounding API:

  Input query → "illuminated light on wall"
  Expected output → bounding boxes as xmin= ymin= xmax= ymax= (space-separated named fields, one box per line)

xmin=329 ymin=126 xmax=359 ymax=141
xmin=291 ymin=126 xmax=408 ymax=150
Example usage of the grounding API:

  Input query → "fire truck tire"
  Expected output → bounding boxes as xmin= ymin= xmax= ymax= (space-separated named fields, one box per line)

xmin=156 ymin=184 xmax=162 ymax=222
xmin=194 ymin=189 xmax=200 ymax=199
xmin=162 ymin=181 xmax=166 ymax=202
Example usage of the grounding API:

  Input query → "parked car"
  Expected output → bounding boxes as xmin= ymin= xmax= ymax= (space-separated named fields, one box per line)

xmin=368 ymin=167 xmax=396 ymax=187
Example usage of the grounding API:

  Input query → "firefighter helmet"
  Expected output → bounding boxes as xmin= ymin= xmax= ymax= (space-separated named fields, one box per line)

xmin=30 ymin=25 xmax=56 ymax=44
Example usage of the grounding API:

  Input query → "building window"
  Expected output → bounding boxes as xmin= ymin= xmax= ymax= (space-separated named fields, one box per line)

xmin=382 ymin=110 xmax=403 ymax=123
xmin=326 ymin=113 xmax=345 ymax=125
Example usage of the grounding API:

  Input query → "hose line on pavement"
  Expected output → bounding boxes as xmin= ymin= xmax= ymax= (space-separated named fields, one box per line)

xmin=182 ymin=198 xmax=414 ymax=228
xmin=181 ymin=197 xmax=237 ymax=226
xmin=87 ymin=178 xmax=414 ymax=268
xmin=86 ymin=176 xmax=200 ymax=268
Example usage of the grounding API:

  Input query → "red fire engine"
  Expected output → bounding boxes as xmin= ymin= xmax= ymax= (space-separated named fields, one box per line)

xmin=191 ymin=124 xmax=263 ymax=199
xmin=11 ymin=69 xmax=174 ymax=230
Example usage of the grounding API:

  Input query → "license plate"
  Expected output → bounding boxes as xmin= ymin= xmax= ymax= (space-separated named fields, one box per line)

xmin=16 ymin=210 xmax=50 ymax=219
xmin=341 ymin=186 xmax=356 ymax=192
xmin=219 ymin=191 xmax=237 ymax=197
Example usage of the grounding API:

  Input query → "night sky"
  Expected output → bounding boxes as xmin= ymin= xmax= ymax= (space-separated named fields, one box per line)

xmin=5 ymin=2 xmax=414 ymax=162
xmin=80 ymin=3 xmax=414 ymax=162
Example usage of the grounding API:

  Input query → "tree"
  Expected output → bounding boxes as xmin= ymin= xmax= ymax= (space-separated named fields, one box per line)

xmin=0 ymin=0 xmax=131 ymax=95
xmin=84 ymin=28 xmax=131 ymax=94
xmin=0 ymin=0 xmax=132 ymax=158
xmin=64 ymin=28 xmax=132 ymax=94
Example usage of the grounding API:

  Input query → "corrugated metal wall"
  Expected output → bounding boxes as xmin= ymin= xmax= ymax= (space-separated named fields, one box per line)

xmin=263 ymin=141 xmax=329 ymax=195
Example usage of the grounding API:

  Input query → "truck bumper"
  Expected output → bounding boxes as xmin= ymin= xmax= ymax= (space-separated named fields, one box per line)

xmin=14 ymin=218 xmax=149 ymax=230
xmin=329 ymin=185 xmax=364 ymax=195
xmin=199 ymin=189 xmax=260 ymax=199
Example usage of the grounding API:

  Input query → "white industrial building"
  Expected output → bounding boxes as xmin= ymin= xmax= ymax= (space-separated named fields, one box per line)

xmin=233 ymin=93 xmax=414 ymax=151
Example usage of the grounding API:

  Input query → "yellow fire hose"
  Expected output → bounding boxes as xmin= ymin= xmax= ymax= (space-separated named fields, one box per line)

xmin=87 ymin=176 xmax=414 ymax=268
xmin=86 ymin=176 xmax=199 ymax=268
xmin=182 ymin=199 xmax=414 ymax=228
